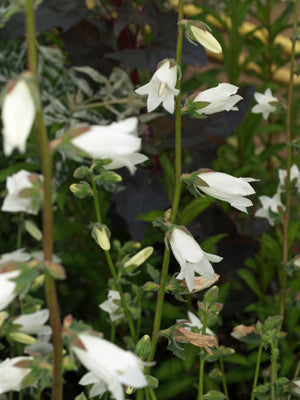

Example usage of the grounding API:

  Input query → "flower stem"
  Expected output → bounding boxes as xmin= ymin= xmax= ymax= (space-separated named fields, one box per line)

xmin=146 ymin=0 xmax=184 ymax=369
xmin=219 ymin=357 xmax=229 ymax=400
xmin=251 ymin=339 xmax=263 ymax=400
xmin=197 ymin=312 xmax=207 ymax=400
xmin=270 ymin=340 xmax=277 ymax=400
xmin=25 ymin=1 xmax=63 ymax=399
xmin=89 ymin=173 xmax=136 ymax=342
xmin=279 ymin=0 xmax=299 ymax=320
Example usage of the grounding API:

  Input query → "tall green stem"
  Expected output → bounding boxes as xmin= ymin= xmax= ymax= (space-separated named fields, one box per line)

xmin=90 ymin=174 xmax=136 ymax=342
xmin=279 ymin=0 xmax=299 ymax=319
xmin=146 ymin=0 xmax=184 ymax=368
xmin=270 ymin=340 xmax=278 ymax=400
xmin=25 ymin=1 xmax=62 ymax=399
xmin=251 ymin=339 xmax=263 ymax=400
xmin=219 ymin=358 xmax=229 ymax=400
xmin=197 ymin=312 xmax=207 ymax=400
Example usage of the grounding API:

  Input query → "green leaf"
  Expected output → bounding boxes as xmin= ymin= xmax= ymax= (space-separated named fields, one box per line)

xmin=146 ymin=263 xmax=160 ymax=284
xmin=252 ymin=384 xmax=269 ymax=400
xmin=237 ymin=268 xmax=263 ymax=299
xmin=180 ymin=196 xmax=213 ymax=226
xmin=203 ymin=390 xmax=226 ymax=400
xmin=74 ymin=393 xmax=88 ymax=400
xmin=138 ymin=209 xmax=165 ymax=222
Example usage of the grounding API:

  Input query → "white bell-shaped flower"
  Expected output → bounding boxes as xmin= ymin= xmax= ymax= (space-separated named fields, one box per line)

xmin=278 ymin=164 xmax=300 ymax=193
xmin=13 ymin=309 xmax=52 ymax=336
xmin=0 ymin=357 xmax=32 ymax=394
xmin=99 ymin=290 xmax=124 ymax=322
xmin=1 ymin=170 xmax=42 ymax=215
xmin=255 ymin=192 xmax=285 ymax=226
xmin=192 ymin=83 xmax=242 ymax=116
xmin=169 ymin=227 xmax=222 ymax=292
xmin=1 ymin=76 xmax=36 ymax=156
xmin=71 ymin=117 xmax=147 ymax=174
xmin=251 ymin=88 xmax=278 ymax=119
xmin=135 ymin=59 xmax=179 ymax=114
xmin=72 ymin=333 xmax=147 ymax=400
xmin=196 ymin=170 xmax=256 ymax=213
xmin=0 ymin=249 xmax=31 ymax=311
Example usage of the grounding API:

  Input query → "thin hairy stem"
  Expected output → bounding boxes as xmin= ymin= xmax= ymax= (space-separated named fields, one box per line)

xmin=146 ymin=0 xmax=184 ymax=369
xmin=251 ymin=339 xmax=264 ymax=400
xmin=25 ymin=1 xmax=63 ymax=399
xmin=90 ymin=173 xmax=136 ymax=342
xmin=197 ymin=312 xmax=207 ymax=400
xmin=279 ymin=0 xmax=299 ymax=320
xmin=219 ymin=358 xmax=229 ymax=400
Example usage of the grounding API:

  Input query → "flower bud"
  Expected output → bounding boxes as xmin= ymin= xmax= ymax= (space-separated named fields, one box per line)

xmin=92 ymin=224 xmax=111 ymax=251
xmin=0 ymin=311 xmax=6 ymax=327
xmin=73 ymin=166 xmax=90 ymax=179
xmin=135 ymin=334 xmax=151 ymax=360
xmin=24 ymin=220 xmax=43 ymax=241
xmin=99 ymin=170 xmax=123 ymax=184
xmin=70 ymin=182 xmax=93 ymax=199
xmin=9 ymin=331 xmax=36 ymax=345
xmin=181 ymin=20 xmax=222 ymax=53
xmin=124 ymin=246 xmax=154 ymax=269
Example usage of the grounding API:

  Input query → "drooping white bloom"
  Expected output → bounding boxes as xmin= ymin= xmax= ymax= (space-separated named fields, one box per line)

xmin=255 ymin=192 xmax=285 ymax=226
xmin=278 ymin=164 xmax=300 ymax=193
xmin=99 ymin=290 xmax=124 ymax=322
xmin=72 ymin=333 xmax=147 ymax=400
xmin=13 ymin=309 xmax=52 ymax=336
xmin=193 ymin=83 xmax=242 ymax=116
xmin=1 ymin=170 xmax=42 ymax=215
xmin=71 ymin=117 xmax=147 ymax=174
xmin=0 ymin=249 xmax=31 ymax=311
xmin=25 ymin=334 xmax=53 ymax=355
xmin=0 ymin=356 xmax=32 ymax=394
xmin=0 ymin=270 xmax=20 ymax=311
xmin=135 ymin=59 xmax=179 ymax=114
xmin=196 ymin=171 xmax=256 ymax=213
xmin=169 ymin=227 xmax=222 ymax=292
xmin=0 ymin=249 xmax=31 ymax=266
xmin=251 ymin=88 xmax=278 ymax=119
xmin=1 ymin=77 xmax=36 ymax=156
